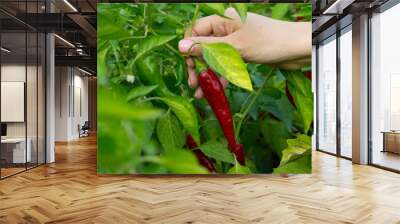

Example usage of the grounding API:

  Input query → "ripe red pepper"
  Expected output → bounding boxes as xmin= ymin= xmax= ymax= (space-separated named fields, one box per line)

xmin=186 ymin=135 xmax=215 ymax=172
xmin=194 ymin=59 xmax=245 ymax=165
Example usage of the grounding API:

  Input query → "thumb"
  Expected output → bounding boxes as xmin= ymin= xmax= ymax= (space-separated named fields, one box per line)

xmin=179 ymin=36 xmax=228 ymax=57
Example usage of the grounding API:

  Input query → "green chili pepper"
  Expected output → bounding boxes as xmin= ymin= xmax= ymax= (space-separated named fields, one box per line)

xmin=135 ymin=55 xmax=175 ymax=97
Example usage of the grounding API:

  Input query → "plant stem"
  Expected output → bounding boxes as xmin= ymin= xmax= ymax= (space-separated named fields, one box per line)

xmin=189 ymin=4 xmax=200 ymax=37
xmin=235 ymin=69 xmax=275 ymax=138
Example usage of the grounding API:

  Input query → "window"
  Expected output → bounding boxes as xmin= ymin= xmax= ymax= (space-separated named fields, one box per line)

xmin=339 ymin=27 xmax=352 ymax=158
xmin=370 ymin=3 xmax=400 ymax=171
xmin=317 ymin=35 xmax=337 ymax=154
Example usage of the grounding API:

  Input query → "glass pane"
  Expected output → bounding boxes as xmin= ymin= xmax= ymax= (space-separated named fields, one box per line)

xmin=1 ymin=30 xmax=27 ymax=177
xmin=371 ymin=4 xmax=400 ymax=171
xmin=318 ymin=36 xmax=337 ymax=154
xmin=340 ymin=28 xmax=352 ymax=158
xmin=27 ymin=31 xmax=38 ymax=169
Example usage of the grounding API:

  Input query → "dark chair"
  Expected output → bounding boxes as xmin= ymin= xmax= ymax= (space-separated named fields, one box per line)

xmin=79 ymin=121 xmax=90 ymax=138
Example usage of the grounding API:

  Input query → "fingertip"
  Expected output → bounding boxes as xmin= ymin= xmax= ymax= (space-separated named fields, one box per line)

xmin=195 ymin=88 xmax=203 ymax=99
xmin=178 ymin=39 xmax=195 ymax=53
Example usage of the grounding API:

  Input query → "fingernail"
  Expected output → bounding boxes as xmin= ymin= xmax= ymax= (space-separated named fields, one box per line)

xmin=179 ymin=39 xmax=194 ymax=53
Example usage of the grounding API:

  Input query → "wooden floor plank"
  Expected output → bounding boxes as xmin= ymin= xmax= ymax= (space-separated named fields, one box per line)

xmin=0 ymin=135 xmax=400 ymax=223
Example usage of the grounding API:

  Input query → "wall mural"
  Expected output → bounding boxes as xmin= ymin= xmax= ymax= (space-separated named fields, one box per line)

xmin=97 ymin=3 xmax=313 ymax=174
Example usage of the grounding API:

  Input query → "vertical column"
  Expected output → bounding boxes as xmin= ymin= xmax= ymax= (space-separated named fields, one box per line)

xmin=352 ymin=14 xmax=369 ymax=164
xmin=46 ymin=1 xmax=55 ymax=163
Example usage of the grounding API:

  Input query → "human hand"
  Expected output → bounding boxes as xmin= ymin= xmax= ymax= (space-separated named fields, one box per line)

xmin=179 ymin=8 xmax=311 ymax=98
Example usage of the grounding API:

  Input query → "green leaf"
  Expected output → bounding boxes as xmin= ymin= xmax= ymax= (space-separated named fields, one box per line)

xmin=232 ymin=3 xmax=247 ymax=22
xmin=126 ymin=85 xmax=158 ymax=101
xmin=156 ymin=113 xmax=185 ymax=153
xmin=134 ymin=35 xmax=176 ymax=62
xmin=97 ymin=44 xmax=109 ymax=86
xmin=159 ymin=96 xmax=200 ymax=144
xmin=202 ymin=119 xmax=223 ymax=141
xmin=271 ymin=4 xmax=290 ymax=20
xmin=260 ymin=118 xmax=293 ymax=157
xmin=98 ymin=11 xmax=131 ymax=40
xmin=199 ymin=140 xmax=235 ymax=164
xmin=228 ymin=158 xmax=251 ymax=174
xmin=158 ymin=150 xmax=209 ymax=174
xmin=273 ymin=135 xmax=312 ymax=174
xmin=286 ymin=71 xmax=313 ymax=133
xmin=273 ymin=155 xmax=311 ymax=174
xmin=279 ymin=135 xmax=311 ymax=166
xmin=199 ymin=3 xmax=226 ymax=17
xmin=202 ymin=43 xmax=253 ymax=91
xmin=258 ymin=88 xmax=295 ymax=129
xmin=98 ymin=88 xmax=163 ymax=121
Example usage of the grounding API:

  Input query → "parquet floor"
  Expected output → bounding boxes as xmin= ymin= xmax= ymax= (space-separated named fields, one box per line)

xmin=1 ymin=135 xmax=400 ymax=224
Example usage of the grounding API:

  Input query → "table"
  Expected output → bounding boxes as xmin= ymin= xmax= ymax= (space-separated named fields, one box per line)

xmin=1 ymin=138 xmax=31 ymax=163
xmin=382 ymin=131 xmax=400 ymax=154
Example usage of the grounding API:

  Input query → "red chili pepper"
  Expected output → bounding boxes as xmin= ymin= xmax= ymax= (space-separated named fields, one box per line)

xmin=186 ymin=135 xmax=215 ymax=172
xmin=194 ymin=59 xmax=245 ymax=165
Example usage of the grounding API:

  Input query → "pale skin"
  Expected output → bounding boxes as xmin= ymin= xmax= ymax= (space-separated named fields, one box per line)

xmin=178 ymin=8 xmax=312 ymax=98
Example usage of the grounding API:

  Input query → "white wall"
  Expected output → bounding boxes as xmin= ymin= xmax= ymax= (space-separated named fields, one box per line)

xmin=54 ymin=66 xmax=89 ymax=141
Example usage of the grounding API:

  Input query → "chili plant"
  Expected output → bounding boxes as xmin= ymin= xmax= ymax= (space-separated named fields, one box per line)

xmin=97 ymin=3 xmax=313 ymax=174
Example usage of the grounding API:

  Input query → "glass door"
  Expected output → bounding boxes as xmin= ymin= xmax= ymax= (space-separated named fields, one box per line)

xmin=1 ymin=30 xmax=28 ymax=178
xmin=317 ymin=35 xmax=337 ymax=154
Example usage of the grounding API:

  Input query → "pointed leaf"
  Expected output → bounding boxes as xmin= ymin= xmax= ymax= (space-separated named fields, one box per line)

xmin=156 ymin=113 xmax=185 ymax=153
xmin=126 ymin=85 xmax=158 ymax=101
xmin=286 ymin=70 xmax=313 ymax=133
xmin=98 ymin=88 xmax=163 ymax=121
xmin=279 ymin=135 xmax=311 ymax=166
xmin=228 ymin=158 xmax=251 ymax=174
xmin=273 ymin=155 xmax=311 ymax=174
xmin=199 ymin=140 xmax=235 ymax=164
xmin=159 ymin=96 xmax=200 ymax=144
xmin=273 ymin=135 xmax=312 ymax=174
xmin=202 ymin=43 xmax=253 ymax=91
xmin=199 ymin=3 xmax=226 ymax=17
xmin=271 ymin=4 xmax=290 ymax=20
xmin=134 ymin=35 xmax=176 ymax=61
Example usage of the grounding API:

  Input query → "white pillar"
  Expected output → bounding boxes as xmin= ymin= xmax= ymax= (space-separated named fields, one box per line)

xmin=352 ymin=14 xmax=369 ymax=164
xmin=46 ymin=32 xmax=55 ymax=163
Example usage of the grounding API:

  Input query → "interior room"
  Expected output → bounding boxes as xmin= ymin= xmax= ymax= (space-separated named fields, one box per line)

xmin=0 ymin=10 xmax=46 ymax=178
xmin=370 ymin=3 xmax=400 ymax=171
xmin=0 ymin=0 xmax=399 ymax=223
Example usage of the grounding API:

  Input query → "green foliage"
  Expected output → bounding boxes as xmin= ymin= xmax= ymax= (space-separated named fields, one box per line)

xmin=202 ymin=43 xmax=253 ymax=91
xmin=200 ymin=140 xmax=235 ymax=164
xmin=285 ymin=71 xmax=314 ymax=133
xmin=134 ymin=35 xmax=176 ymax=62
xmin=97 ymin=3 xmax=312 ymax=174
xmin=156 ymin=112 xmax=185 ymax=153
xmin=273 ymin=135 xmax=312 ymax=174
xmin=126 ymin=85 xmax=158 ymax=101
xmin=158 ymin=96 xmax=200 ymax=144
xmin=199 ymin=3 xmax=226 ymax=17
xmin=228 ymin=158 xmax=252 ymax=174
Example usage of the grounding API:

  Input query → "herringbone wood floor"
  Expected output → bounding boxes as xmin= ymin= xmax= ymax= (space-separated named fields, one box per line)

xmin=1 ymin=135 xmax=400 ymax=224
